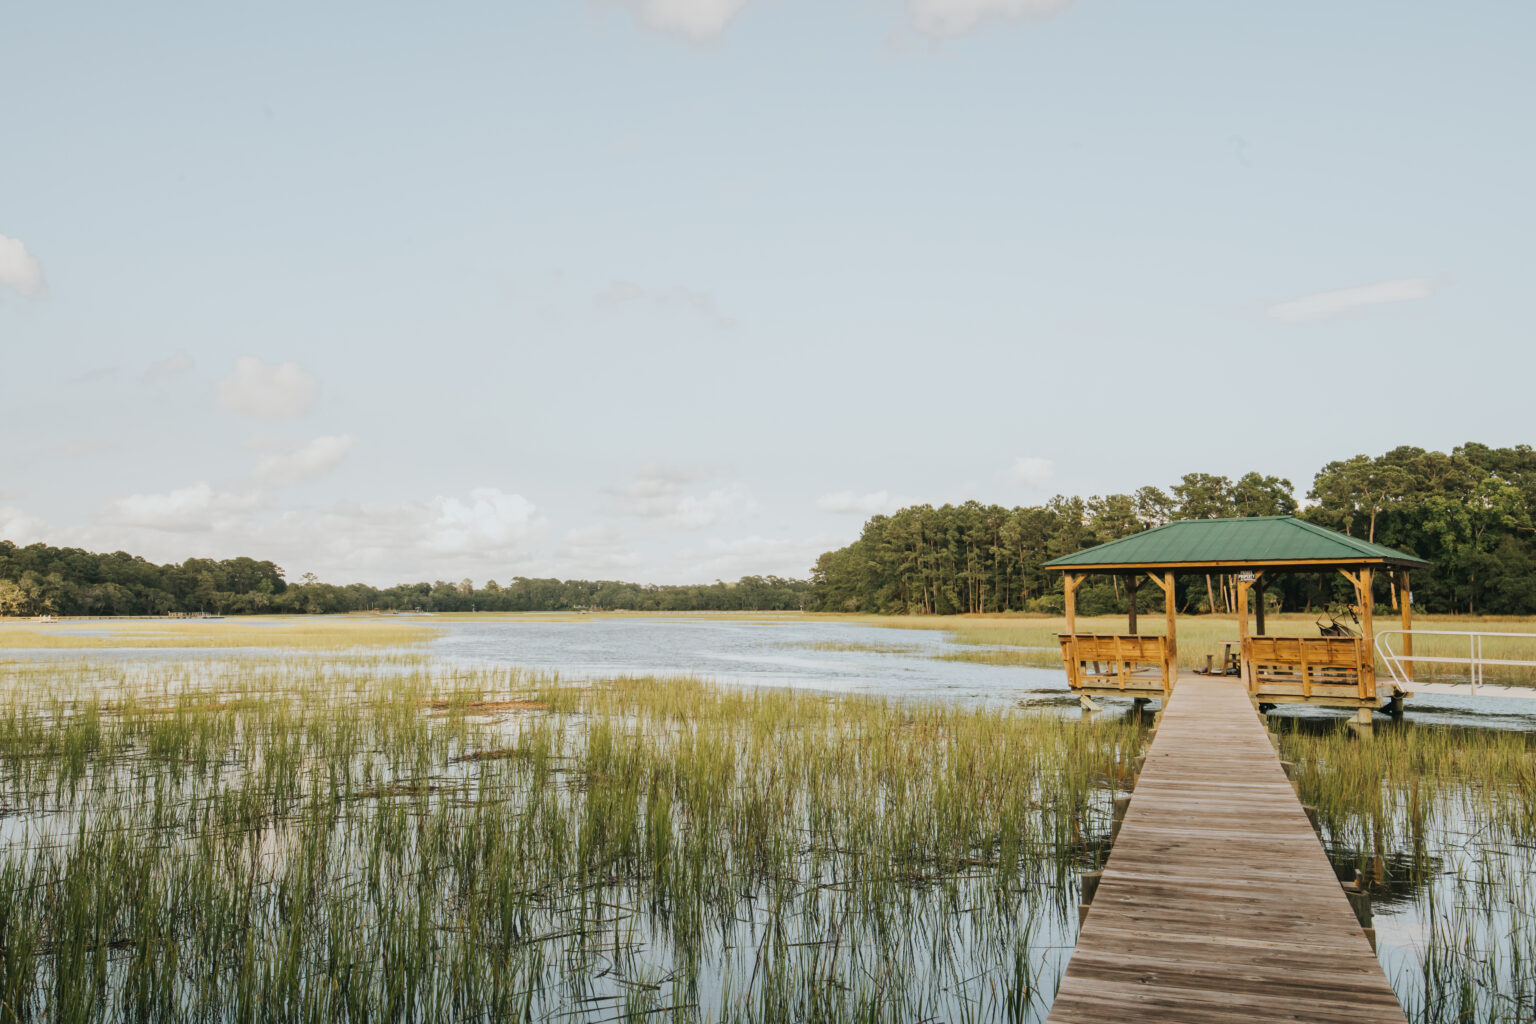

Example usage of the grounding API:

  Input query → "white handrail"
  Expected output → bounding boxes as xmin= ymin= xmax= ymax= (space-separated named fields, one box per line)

xmin=1375 ymin=629 xmax=1536 ymax=697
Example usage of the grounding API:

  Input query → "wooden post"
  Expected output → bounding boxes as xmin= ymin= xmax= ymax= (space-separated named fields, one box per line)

xmin=1063 ymin=573 xmax=1081 ymax=690
xmin=1254 ymin=579 xmax=1267 ymax=637
xmin=1127 ymin=576 xmax=1138 ymax=635
xmin=1341 ymin=568 xmax=1376 ymax=700
xmin=1398 ymin=570 xmax=1412 ymax=680
xmin=1164 ymin=571 xmax=1178 ymax=686
xmin=1236 ymin=578 xmax=1251 ymax=689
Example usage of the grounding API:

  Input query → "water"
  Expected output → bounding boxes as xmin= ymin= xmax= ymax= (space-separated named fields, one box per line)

xmin=429 ymin=616 xmax=1076 ymax=707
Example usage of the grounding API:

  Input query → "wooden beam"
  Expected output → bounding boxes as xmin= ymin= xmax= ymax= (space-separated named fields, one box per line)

xmin=1254 ymin=577 xmax=1267 ymax=637
xmin=1064 ymin=573 xmax=1080 ymax=637
xmin=1127 ymin=576 xmax=1139 ymax=634
xmin=1398 ymin=570 xmax=1412 ymax=677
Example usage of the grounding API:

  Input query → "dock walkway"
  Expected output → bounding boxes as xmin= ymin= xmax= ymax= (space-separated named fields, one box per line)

xmin=1046 ymin=675 xmax=1406 ymax=1024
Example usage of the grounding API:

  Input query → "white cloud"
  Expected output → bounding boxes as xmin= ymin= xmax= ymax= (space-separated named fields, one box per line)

xmin=428 ymin=488 xmax=541 ymax=554
xmin=907 ymin=0 xmax=1074 ymax=37
xmin=612 ymin=463 xmax=751 ymax=529
xmin=147 ymin=350 xmax=195 ymax=376
xmin=252 ymin=434 xmax=357 ymax=486
xmin=1007 ymin=456 xmax=1055 ymax=487
xmin=1267 ymin=277 xmax=1440 ymax=323
xmin=597 ymin=0 xmax=751 ymax=41
xmin=0 ymin=505 xmax=49 ymax=545
xmin=815 ymin=490 xmax=915 ymax=516
xmin=0 ymin=234 xmax=45 ymax=300
xmin=217 ymin=356 xmax=319 ymax=418
xmin=102 ymin=483 xmax=263 ymax=532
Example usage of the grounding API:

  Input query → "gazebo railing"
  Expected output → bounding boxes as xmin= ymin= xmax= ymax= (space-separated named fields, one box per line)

xmin=1243 ymin=636 xmax=1373 ymax=701
xmin=1058 ymin=634 xmax=1172 ymax=696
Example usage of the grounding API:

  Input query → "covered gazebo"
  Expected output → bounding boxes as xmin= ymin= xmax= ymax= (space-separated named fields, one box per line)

xmin=1042 ymin=516 xmax=1429 ymax=719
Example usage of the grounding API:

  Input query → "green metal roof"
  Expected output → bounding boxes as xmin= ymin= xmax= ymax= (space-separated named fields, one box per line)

xmin=1043 ymin=516 xmax=1429 ymax=571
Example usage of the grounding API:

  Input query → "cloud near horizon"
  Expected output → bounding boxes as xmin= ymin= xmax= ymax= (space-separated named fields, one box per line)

xmin=102 ymin=483 xmax=264 ymax=532
xmin=815 ymin=490 xmax=916 ymax=516
xmin=610 ymin=462 xmax=752 ymax=529
xmin=252 ymin=435 xmax=357 ymax=486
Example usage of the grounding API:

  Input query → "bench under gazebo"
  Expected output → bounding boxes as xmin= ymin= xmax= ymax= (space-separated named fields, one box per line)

xmin=1042 ymin=516 xmax=1429 ymax=720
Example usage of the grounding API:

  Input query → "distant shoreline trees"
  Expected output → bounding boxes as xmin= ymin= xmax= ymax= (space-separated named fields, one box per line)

xmin=0 ymin=544 xmax=811 ymax=617
xmin=806 ymin=443 xmax=1536 ymax=617
xmin=4 ymin=443 xmax=1532 ymax=619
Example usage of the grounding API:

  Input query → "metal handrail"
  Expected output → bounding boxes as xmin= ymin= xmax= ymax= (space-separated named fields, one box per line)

xmin=1374 ymin=629 xmax=1536 ymax=695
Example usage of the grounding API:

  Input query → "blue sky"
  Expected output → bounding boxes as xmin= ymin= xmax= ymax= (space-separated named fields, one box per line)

xmin=2 ymin=0 xmax=1532 ymax=585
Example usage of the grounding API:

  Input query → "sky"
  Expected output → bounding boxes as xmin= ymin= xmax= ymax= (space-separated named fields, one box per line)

xmin=2 ymin=0 xmax=1533 ymax=586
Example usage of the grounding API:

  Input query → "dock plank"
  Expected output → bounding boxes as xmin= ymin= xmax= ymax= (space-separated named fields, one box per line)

xmin=1045 ymin=675 xmax=1405 ymax=1024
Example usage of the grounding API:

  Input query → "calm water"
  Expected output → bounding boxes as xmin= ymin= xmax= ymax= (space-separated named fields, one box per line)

xmin=429 ymin=616 xmax=1076 ymax=707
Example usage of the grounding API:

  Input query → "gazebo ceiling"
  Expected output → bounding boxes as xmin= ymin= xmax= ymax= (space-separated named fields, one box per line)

xmin=1043 ymin=516 xmax=1429 ymax=574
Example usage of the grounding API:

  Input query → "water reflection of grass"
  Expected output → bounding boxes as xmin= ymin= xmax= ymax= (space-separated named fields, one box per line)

xmin=0 ymin=654 xmax=1146 ymax=1022
xmin=1274 ymin=719 xmax=1536 ymax=1022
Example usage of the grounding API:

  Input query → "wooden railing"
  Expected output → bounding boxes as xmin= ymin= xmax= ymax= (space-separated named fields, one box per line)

xmin=1243 ymin=636 xmax=1374 ymax=701
xmin=1058 ymin=634 xmax=1172 ymax=696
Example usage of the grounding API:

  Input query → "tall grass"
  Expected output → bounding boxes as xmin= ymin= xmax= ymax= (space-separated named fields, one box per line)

xmin=0 ymin=615 xmax=440 ymax=651
xmin=1274 ymin=720 xmax=1536 ymax=1022
xmin=0 ymin=655 xmax=1144 ymax=1023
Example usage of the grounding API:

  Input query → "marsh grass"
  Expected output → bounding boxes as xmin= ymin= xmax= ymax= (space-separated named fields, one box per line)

xmin=0 ymin=654 xmax=1144 ymax=1023
xmin=1274 ymin=720 xmax=1536 ymax=1022
xmin=0 ymin=615 xmax=440 ymax=651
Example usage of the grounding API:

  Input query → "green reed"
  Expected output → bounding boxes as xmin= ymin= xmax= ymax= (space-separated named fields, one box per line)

xmin=1274 ymin=720 xmax=1536 ymax=1023
xmin=0 ymin=655 xmax=1144 ymax=1023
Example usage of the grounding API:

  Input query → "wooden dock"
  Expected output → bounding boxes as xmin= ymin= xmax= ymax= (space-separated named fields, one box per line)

xmin=1047 ymin=675 xmax=1407 ymax=1024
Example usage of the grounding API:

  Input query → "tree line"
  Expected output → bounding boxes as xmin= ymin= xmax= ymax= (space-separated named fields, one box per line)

xmin=808 ymin=443 xmax=1536 ymax=617
xmin=0 ymin=542 xmax=811 ymax=616
xmin=4 ymin=443 xmax=1532 ymax=619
